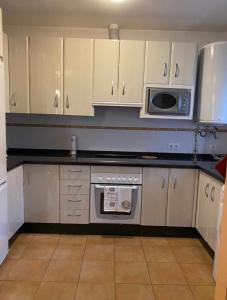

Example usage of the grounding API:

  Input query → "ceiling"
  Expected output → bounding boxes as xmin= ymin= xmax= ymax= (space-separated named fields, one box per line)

xmin=1 ymin=0 xmax=227 ymax=31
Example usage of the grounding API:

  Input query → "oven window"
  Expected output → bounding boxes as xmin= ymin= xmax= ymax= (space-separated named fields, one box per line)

xmin=152 ymin=93 xmax=177 ymax=109
xmin=100 ymin=192 xmax=131 ymax=215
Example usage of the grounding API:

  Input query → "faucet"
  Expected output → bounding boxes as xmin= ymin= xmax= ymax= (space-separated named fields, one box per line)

xmin=71 ymin=135 xmax=77 ymax=157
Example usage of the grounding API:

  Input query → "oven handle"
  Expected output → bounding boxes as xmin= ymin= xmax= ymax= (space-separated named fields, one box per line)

xmin=94 ymin=184 xmax=139 ymax=190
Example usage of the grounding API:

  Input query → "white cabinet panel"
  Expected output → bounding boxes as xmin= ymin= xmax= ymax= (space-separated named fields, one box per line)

xmin=7 ymin=166 xmax=24 ymax=238
xmin=141 ymin=168 xmax=168 ymax=226
xmin=60 ymin=180 xmax=90 ymax=195
xmin=93 ymin=39 xmax=119 ymax=103
xmin=118 ymin=40 xmax=145 ymax=105
xmin=29 ymin=37 xmax=63 ymax=114
xmin=24 ymin=165 xmax=59 ymax=223
xmin=170 ymin=42 xmax=198 ymax=86
xmin=167 ymin=169 xmax=197 ymax=227
xmin=60 ymin=165 xmax=90 ymax=180
xmin=3 ymin=33 xmax=10 ymax=113
xmin=8 ymin=36 xmax=29 ymax=113
xmin=0 ymin=9 xmax=3 ymax=59
xmin=64 ymin=38 xmax=93 ymax=116
xmin=144 ymin=41 xmax=171 ymax=84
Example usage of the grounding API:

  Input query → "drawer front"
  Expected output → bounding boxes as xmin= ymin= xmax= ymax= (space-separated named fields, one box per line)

xmin=60 ymin=209 xmax=89 ymax=224
xmin=60 ymin=165 xmax=90 ymax=180
xmin=60 ymin=180 xmax=90 ymax=195
xmin=60 ymin=194 xmax=89 ymax=210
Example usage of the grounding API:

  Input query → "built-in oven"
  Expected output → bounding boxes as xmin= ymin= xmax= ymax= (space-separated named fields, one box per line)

xmin=90 ymin=167 xmax=142 ymax=224
xmin=146 ymin=87 xmax=192 ymax=116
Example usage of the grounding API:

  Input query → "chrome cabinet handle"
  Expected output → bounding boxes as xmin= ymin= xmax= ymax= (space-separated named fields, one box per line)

xmin=161 ymin=176 xmax=165 ymax=189
xmin=205 ymin=183 xmax=210 ymax=198
xmin=68 ymin=184 xmax=82 ymax=188
xmin=54 ymin=94 xmax=59 ymax=108
xmin=111 ymin=81 xmax=114 ymax=95
xmin=173 ymin=177 xmax=177 ymax=190
xmin=122 ymin=81 xmax=125 ymax=96
xmin=68 ymin=214 xmax=81 ymax=217
xmin=68 ymin=199 xmax=82 ymax=203
xmin=10 ymin=93 xmax=16 ymax=107
xmin=175 ymin=63 xmax=180 ymax=78
xmin=210 ymin=186 xmax=215 ymax=202
xmin=66 ymin=95 xmax=69 ymax=109
xmin=68 ymin=170 xmax=82 ymax=173
xmin=163 ymin=62 xmax=168 ymax=77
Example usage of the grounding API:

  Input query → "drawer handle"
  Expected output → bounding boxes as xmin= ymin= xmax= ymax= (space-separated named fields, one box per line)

xmin=68 ymin=214 xmax=82 ymax=217
xmin=68 ymin=184 xmax=82 ymax=187
xmin=68 ymin=199 xmax=82 ymax=202
xmin=68 ymin=170 xmax=82 ymax=173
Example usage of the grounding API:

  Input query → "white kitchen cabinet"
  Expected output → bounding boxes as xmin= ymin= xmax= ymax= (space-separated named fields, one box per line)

xmin=170 ymin=42 xmax=198 ymax=86
xmin=29 ymin=37 xmax=63 ymax=114
xmin=24 ymin=165 xmax=60 ymax=223
xmin=0 ymin=9 xmax=3 ymax=59
xmin=7 ymin=166 xmax=24 ymax=238
xmin=144 ymin=41 xmax=171 ymax=84
xmin=118 ymin=40 xmax=145 ymax=105
xmin=3 ymin=33 xmax=10 ymax=113
xmin=8 ymin=36 xmax=29 ymax=113
xmin=167 ymin=169 xmax=197 ymax=227
xmin=196 ymin=171 xmax=222 ymax=251
xmin=64 ymin=38 xmax=94 ymax=116
xmin=141 ymin=168 xmax=169 ymax=226
xmin=93 ymin=39 xmax=119 ymax=103
xmin=93 ymin=39 xmax=145 ymax=106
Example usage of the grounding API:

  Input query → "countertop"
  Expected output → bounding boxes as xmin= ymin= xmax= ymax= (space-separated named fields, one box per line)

xmin=7 ymin=149 xmax=225 ymax=183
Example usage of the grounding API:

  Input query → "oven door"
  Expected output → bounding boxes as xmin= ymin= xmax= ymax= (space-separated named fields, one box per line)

xmin=90 ymin=184 xmax=141 ymax=224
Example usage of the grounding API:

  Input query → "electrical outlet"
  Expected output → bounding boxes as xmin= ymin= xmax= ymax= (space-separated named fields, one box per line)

xmin=168 ymin=143 xmax=174 ymax=150
xmin=168 ymin=143 xmax=180 ymax=151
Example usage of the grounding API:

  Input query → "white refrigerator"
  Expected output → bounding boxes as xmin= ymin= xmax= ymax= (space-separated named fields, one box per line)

xmin=0 ymin=60 xmax=8 ymax=264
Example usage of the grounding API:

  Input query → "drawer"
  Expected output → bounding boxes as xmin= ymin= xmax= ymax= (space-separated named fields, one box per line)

xmin=60 ymin=180 xmax=90 ymax=195
xmin=60 ymin=165 xmax=90 ymax=180
xmin=60 ymin=209 xmax=89 ymax=224
xmin=60 ymin=194 xmax=89 ymax=210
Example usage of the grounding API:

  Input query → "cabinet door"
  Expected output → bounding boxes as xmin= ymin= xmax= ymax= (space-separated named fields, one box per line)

xmin=29 ymin=37 xmax=63 ymax=114
xmin=8 ymin=36 xmax=29 ymax=113
xmin=3 ymin=33 xmax=9 ymax=113
xmin=167 ymin=169 xmax=196 ymax=227
xmin=0 ymin=9 xmax=2 ymax=59
xmin=93 ymin=39 xmax=119 ymax=103
xmin=118 ymin=40 xmax=145 ymax=105
xmin=144 ymin=41 xmax=171 ymax=84
xmin=141 ymin=168 xmax=168 ymax=226
xmin=24 ymin=165 xmax=59 ymax=223
xmin=7 ymin=166 xmax=24 ymax=238
xmin=64 ymin=38 xmax=93 ymax=116
xmin=170 ymin=42 xmax=198 ymax=86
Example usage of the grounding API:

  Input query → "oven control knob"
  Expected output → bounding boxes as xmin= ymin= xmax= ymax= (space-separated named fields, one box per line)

xmin=112 ymin=177 xmax=116 ymax=181
xmin=117 ymin=177 xmax=121 ymax=181
xmin=129 ymin=177 xmax=132 ymax=182
xmin=107 ymin=177 xmax=111 ymax=181
xmin=134 ymin=177 xmax=138 ymax=182
xmin=98 ymin=177 xmax=102 ymax=181
xmin=123 ymin=177 xmax=126 ymax=181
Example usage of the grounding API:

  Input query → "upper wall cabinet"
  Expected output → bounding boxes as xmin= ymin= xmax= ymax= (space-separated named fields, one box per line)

xmin=8 ymin=36 xmax=29 ymax=113
xmin=144 ymin=41 xmax=198 ymax=86
xmin=64 ymin=38 xmax=94 ymax=116
xmin=93 ymin=39 xmax=145 ymax=106
xmin=29 ymin=37 xmax=63 ymax=114
xmin=3 ymin=33 xmax=10 ymax=113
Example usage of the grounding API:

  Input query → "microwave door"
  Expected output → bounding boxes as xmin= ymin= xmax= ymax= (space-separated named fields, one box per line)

xmin=149 ymin=92 xmax=178 ymax=114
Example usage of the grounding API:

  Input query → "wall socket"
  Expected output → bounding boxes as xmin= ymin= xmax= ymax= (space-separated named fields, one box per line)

xmin=168 ymin=143 xmax=180 ymax=151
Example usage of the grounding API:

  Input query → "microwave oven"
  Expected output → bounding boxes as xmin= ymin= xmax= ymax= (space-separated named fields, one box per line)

xmin=146 ymin=87 xmax=192 ymax=116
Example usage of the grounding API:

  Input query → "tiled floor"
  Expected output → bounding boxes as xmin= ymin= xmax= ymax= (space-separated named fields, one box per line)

xmin=0 ymin=234 xmax=215 ymax=300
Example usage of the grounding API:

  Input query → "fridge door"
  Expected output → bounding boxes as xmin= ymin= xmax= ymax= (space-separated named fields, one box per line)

xmin=0 ymin=61 xmax=6 ymax=184
xmin=0 ymin=182 xmax=8 ymax=264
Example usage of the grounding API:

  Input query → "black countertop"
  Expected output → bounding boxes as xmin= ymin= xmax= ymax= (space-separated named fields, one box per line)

xmin=7 ymin=149 xmax=225 ymax=183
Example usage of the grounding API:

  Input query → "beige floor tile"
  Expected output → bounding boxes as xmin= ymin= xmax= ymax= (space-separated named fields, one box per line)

xmin=59 ymin=234 xmax=87 ymax=246
xmin=31 ymin=234 xmax=60 ymax=245
xmin=168 ymin=238 xmax=202 ymax=248
xmin=115 ymin=262 xmax=150 ymax=284
xmin=80 ymin=261 xmax=114 ymax=283
xmin=14 ymin=234 xmax=35 ymax=244
xmin=52 ymin=244 xmax=84 ymax=260
xmin=84 ymin=244 xmax=114 ymax=261
xmin=0 ymin=281 xmax=39 ymax=300
xmin=115 ymin=245 xmax=145 ymax=262
xmin=75 ymin=283 xmax=115 ymax=300
xmin=190 ymin=285 xmax=215 ymax=300
xmin=43 ymin=260 xmax=81 ymax=282
xmin=87 ymin=235 xmax=114 ymax=245
xmin=148 ymin=262 xmax=186 ymax=285
xmin=0 ymin=259 xmax=18 ymax=280
xmin=34 ymin=282 xmax=76 ymax=300
xmin=153 ymin=285 xmax=194 ymax=300
xmin=143 ymin=245 xmax=176 ymax=263
xmin=181 ymin=263 xmax=215 ymax=285
xmin=0 ymin=258 xmax=49 ymax=281
xmin=22 ymin=243 xmax=56 ymax=260
xmin=173 ymin=246 xmax=212 ymax=264
xmin=141 ymin=237 xmax=169 ymax=247
xmin=115 ymin=236 xmax=141 ymax=246
xmin=116 ymin=283 xmax=155 ymax=300
xmin=7 ymin=242 xmax=27 ymax=259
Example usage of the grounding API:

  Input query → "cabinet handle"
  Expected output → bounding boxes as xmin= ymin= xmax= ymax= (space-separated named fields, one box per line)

xmin=68 ymin=184 xmax=82 ymax=187
xmin=68 ymin=170 xmax=82 ymax=173
xmin=66 ymin=95 xmax=69 ymax=109
xmin=10 ymin=93 xmax=16 ymax=107
xmin=111 ymin=81 xmax=114 ymax=95
xmin=54 ymin=94 xmax=59 ymax=108
xmin=175 ymin=63 xmax=180 ymax=78
xmin=205 ymin=183 xmax=210 ymax=198
xmin=122 ymin=81 xmax=125 ymax=96
xmin=163 ymin=62 xmax=168 ymax=77
xmin=173 ymin=177 xmax=177 ymax=190
xmin=210 ymin=186 xmax=215 ymax=202
xmin=68 ymin=199 xmax=82 ymax=203
xmin=161 ymin=176 xmax=165 ymax=189
xmin=68 ymin=214 xmax=82 ymax=217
